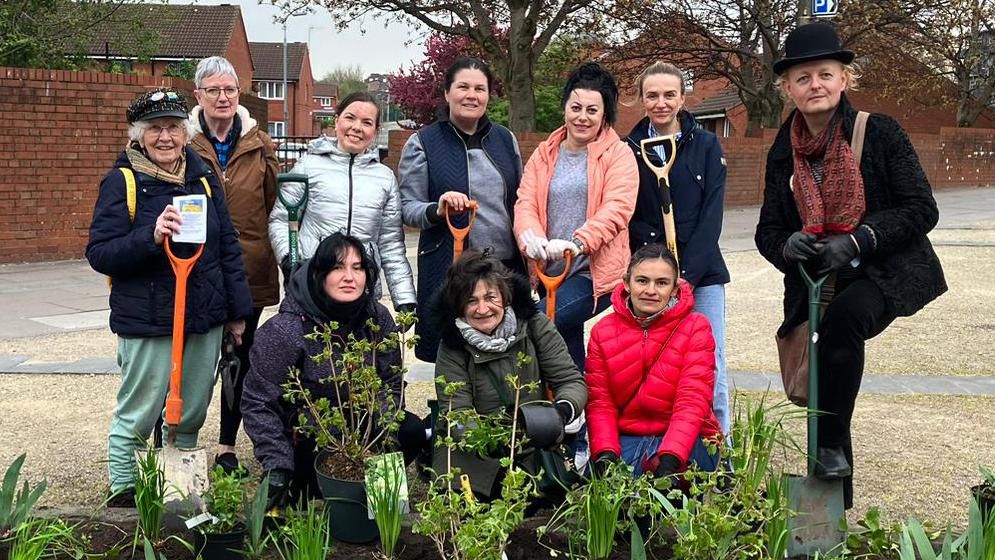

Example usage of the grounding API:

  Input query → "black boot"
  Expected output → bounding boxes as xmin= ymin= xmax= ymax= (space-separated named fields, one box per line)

xmin=814 ymin=446 xmax=852 ymax=479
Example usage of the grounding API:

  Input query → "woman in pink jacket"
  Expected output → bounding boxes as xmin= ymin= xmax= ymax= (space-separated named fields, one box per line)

xmin=586 ymin=244 xmax=722 ymax=478
xmin=514 ymin=62 xmax=638 ymax=374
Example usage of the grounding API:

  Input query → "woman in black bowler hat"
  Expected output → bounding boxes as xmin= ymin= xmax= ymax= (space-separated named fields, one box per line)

xmin=755 ymin=22 xmax=946 ymax=508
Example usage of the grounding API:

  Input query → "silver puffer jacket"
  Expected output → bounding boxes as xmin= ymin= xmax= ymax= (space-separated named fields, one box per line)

xmin=269 ymin=136 xmax=416 ymax=308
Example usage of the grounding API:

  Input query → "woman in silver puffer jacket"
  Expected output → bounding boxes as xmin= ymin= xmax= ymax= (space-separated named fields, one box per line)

xmin=269 ymin=93 xmax=416 ymax=313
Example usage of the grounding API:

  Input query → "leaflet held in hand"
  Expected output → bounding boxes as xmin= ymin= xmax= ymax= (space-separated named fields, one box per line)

xmin=172 ymin=195 xmax=207 ymax=244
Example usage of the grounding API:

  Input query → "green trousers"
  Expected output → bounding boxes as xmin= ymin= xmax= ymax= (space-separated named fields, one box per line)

xmin=108 ymin=326 xmax=223 ymax=491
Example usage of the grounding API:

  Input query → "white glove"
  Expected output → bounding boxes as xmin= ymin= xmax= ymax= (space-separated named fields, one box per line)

xmin=545 ymin=238 xmax=580 ymax=262
xmin=564 ymin=410 xmax=585 ymax=435
xmin=519 ymin=229 xmax=549 ymax=261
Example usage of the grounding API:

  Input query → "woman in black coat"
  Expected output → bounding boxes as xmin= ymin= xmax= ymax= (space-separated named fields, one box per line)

xmin=754 ymin=23 xmax=946 ymax=509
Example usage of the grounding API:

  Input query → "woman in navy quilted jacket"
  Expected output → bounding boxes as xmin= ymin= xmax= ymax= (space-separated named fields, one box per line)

xmin=585 ymin=244 xmax=721 ymax=479
xmin=86 ymin=89 xmax=253 ymax=506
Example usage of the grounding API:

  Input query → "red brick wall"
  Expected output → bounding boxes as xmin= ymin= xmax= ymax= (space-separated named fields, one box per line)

xmin=0 ymin=66 xmax=265 ymax=263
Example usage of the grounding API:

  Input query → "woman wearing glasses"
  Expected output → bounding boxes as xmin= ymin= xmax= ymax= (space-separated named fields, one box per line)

xmin=189 ymin=56 xmax=281 ymax=476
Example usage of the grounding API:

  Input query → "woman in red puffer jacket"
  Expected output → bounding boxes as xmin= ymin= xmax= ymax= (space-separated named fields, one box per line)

xmin=586 ymin=244 xmax=722 ymax=478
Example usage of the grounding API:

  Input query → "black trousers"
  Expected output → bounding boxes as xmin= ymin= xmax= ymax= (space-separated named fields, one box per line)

xmin=219 ymin=307 xmax=264 ymax=446
xmin=816 ymin=274 xmax=896 ymax=508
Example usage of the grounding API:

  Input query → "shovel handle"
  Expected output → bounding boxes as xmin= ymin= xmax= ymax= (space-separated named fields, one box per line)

xmin=535 ymin=251 xmax=573 ymax=322
xmin=798 ymin=263 xmax=829 ymax=476
xmin=640 ymin=136 xmax=681 ymax=270
xmin=164 ymin=237 xmax=204 ymax=428
xmin=444 ymin=200 xmax=478 ymax=262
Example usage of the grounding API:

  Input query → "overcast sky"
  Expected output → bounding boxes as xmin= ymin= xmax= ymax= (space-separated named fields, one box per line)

xmin=173 ymin=0 xmax=427 ymax=79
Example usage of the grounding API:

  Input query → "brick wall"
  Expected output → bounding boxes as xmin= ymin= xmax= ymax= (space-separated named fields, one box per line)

xmin=386 ymin=124 xmax=995 ymax=210
xmin=0 ymin=66 xmax=267 ymax=263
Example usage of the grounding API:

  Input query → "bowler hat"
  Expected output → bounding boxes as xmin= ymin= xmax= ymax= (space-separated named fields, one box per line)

xmin=126 ymin=88 xmax=189 ymax=123
xmin=773 ymin=22 xmax=854 ymax=75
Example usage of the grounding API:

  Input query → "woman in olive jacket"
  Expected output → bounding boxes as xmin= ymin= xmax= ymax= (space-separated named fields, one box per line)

xmin=755 ymin=23 xmax=946 ymax=509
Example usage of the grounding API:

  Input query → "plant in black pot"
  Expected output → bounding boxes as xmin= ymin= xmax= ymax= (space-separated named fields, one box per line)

xmin=282 ymin=312 xmax=416 ymax=545
xmin=973 ymin=465 xmax=995 ymax=523
xmin=190 ymin=466 xmax=248 ymax=560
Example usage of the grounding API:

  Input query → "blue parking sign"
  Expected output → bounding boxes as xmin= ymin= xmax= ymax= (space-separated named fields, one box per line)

xmin=812 ymin=0 xmax=838 ymax=16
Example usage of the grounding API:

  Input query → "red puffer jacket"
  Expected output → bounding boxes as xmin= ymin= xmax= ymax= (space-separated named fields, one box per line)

xmin=586 ymin=280 xmax=721 ymax=464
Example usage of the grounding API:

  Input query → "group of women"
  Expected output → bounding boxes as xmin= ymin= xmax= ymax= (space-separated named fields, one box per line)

xmin=88 ymin=21 xmax=944 ymax=512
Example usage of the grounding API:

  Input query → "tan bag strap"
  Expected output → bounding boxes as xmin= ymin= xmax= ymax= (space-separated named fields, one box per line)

xmin=852 ymin=111 xmax=869 ymax=164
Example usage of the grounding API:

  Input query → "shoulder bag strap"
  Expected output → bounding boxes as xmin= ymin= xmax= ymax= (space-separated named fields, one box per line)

xmin=119 ymin=168 xmax=137 ymax=223
xmin=618 ymin=316 xmax=685 ymax=414
xmin=852 ymin=111 xmax=869 ymax=165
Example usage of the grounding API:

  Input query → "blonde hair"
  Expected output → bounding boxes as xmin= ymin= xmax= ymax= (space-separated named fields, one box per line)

xmin=636 ymin=61 xmax=686 ymax=99
xmin=775 ymin=61 xmax=862 ymax=100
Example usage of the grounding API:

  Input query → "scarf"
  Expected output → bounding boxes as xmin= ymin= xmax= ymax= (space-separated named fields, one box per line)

xmin=627 ymin=294 xmax=679 ymax=329
xmin=789 ymin=109 xmax=865 ymax=236
xmin=126 ymin=144 xmax=187 ymax=186
xmin=455 ymin=307 xmax=519 ymax=353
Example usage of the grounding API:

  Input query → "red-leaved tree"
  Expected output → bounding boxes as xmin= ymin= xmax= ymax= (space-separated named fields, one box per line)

xmin=387 ymin=32 xmax=500 ymax=127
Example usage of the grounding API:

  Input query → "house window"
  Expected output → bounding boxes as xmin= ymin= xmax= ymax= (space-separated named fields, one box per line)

xmin=257 ymin=81 xmax=285 ymax=100
xmin=268 ymin=121 xmax=286 ymax=137
xmin=314 ymin=96 xmax=332 ymax=107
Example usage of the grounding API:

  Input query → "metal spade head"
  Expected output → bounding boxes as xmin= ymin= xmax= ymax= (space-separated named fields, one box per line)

xmin=785 ymin=473 xmax=846 ymax=557
xmin=158 ymin=444 xmax=209 ymax=501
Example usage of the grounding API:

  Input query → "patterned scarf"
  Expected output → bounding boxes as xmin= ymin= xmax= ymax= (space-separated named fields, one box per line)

xmin=627 ymin=294 xmax=679 ymax=329
xmin=126 ymin=144 xmax=187 ymax=186
xmin=789 ymin=110 xmax=865 ymax=236
xmin=455 ymin=307 xmax=519 ymax=353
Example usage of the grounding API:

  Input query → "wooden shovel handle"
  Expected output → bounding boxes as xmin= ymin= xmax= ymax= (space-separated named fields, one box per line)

xmin=163 ymin=237 xmax=204 ymax=428
xmin=444 ymin=200 xmax=478 ymax=262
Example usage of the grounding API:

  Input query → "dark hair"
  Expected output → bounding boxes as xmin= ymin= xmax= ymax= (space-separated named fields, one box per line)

xmin=625 ymin=243 xmax=679 ymax=278
xmin=444 ymin=57 xmax=494 ymax=94
xmin=308 ymin=232 xmax=379 ymax=301
xmin=335 ymin=92 xmax=380 ymax=129
xmin=561 ymin=62 xmax=619 ymax=127
xmin=441 ymin=250 xmax=513 ymax=317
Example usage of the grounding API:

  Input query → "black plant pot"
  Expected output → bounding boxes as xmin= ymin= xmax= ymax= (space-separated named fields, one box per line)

xmin=314 ymin=450 xmax=379 ymax=544
xmin=971 ymin=484 xmax=995 ymax=522
xmin=193 ymin=524 xmax=246 ymax=560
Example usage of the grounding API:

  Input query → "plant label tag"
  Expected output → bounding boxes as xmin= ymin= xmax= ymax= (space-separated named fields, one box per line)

xmin=171 ymin=194 xmax=208 ymax=244
xmin=365 ymin=452 xmax=409 ymax=520
xmin=184 ymin=512 xmax=218 ymax=529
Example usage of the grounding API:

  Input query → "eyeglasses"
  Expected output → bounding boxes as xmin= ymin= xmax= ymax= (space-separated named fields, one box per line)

xmin=198 ymin=87 xmax=240 ymax=99
xmin=147 ymin=124 xmax=185 ymax=137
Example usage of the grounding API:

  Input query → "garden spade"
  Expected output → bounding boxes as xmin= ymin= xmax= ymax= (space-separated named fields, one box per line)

xmin=444 ymin=199 xmax=478 ymax=262
xmin=276 ymin=173 xmax=310 ymax=268
xmin=786 ymin=263 xmax=845 ymax=558
xmin=159 ymin=237 xmax=209 ymax=500
xmin=535 ymin=251 xmax=573 ymax=399
xmin=639 ymin=135 xmax=679 ymax=268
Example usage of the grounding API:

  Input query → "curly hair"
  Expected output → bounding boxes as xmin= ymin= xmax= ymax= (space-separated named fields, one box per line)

xmin=441 ymin=249 xmax=514 ymax=318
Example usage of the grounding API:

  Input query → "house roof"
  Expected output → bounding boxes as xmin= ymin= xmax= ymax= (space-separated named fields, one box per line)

xmin=314 ymin=83 xmax=339 ymax=98
xmin=249 ymin=42 xmax=308 ymax=82
xmin=86 ymin=4 xmax=240 ymax=59
xmin=690 ymin=87 xmax=742 ymax=117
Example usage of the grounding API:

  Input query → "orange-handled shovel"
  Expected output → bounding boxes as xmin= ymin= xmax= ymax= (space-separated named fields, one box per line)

xmin=535 ymin=251 xmax=573 ymax=400
xmin=160 ymin=237 xmax=209 ymax=499
xmin=444 ymin=200 xmax=478 ymax=262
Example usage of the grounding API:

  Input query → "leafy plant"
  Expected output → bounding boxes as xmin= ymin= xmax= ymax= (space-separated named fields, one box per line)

xmin=843 ymin=507 xmax=901 ymax=558
xmin=275 ymin=500 xmax=332 ymax=560
xmin=282 ymin=311 xmax=416 ymax=478
xmin=366 ymin=453 xmax=406 ymax=559
xmin=981 ymin=466 xmax=995 ymax=488
xmin=6 ymin=518 xmax=76 ymax=560
xmin=133 ymin=446 xmax=166 ymax=550
xmin=241 ymin=475 xmax=272 ymax=559
xmin=898 ymin=497 xmax=995 ymax=560
xmin=0 ymin=454 xmax=47 ymax=540
xmin=199 ymin=465 xmax=245 ymax=534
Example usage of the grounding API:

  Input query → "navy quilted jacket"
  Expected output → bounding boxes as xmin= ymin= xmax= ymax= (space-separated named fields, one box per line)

xmin=86 ymin=147 xmax=253 ymax=337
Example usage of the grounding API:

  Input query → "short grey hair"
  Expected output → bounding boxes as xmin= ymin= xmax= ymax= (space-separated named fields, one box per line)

xmin=128 ymin=117 xmax=193 ymax=145
xmin=194 ymin=56 xmax=239 ymax=88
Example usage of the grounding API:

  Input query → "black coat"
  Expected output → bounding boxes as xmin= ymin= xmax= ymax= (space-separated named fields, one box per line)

xmin=627 ymin=112 xmax=730 ymax=287
xmin=755 ymin=94 xmax=946 ymax=335
xmin=87 ymin=147 xmax=253 ymax=337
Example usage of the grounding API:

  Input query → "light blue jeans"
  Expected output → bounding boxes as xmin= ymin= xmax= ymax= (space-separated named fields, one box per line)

xmin=693 ymin=284 xmax=729 ymax=435
xmin=619 ymin=435 xmax=718 ymax=476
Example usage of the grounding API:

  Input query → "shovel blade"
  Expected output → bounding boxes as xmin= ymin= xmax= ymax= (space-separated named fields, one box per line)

xmin=158 ymin=445 xmax=209 ymax=501
xmin=786 ymin=474 xmax=846 ymax=558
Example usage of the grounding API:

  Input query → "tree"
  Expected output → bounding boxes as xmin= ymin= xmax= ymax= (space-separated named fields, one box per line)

xmin=320 ymin=64 xmax=367 ymax=98
xmin=272 ymin=0 xmax=599 ymax=132
xmin=0 ymin=0 xmax=159 ymax=69
xmin=602 ymin=0 xmax=921 ymax=136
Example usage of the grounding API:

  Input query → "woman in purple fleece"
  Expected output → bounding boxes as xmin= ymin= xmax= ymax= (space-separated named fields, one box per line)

xmin=241 ymin=233 xmax=427 ymax=508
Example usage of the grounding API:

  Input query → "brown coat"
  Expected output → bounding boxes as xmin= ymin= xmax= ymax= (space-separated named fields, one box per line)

xmin=190 ymin=105 xmax=280 ymax=307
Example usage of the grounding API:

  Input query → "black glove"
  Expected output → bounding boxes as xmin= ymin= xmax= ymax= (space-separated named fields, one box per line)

xmin=396 ymin=303 xmax=416 ymax=332
xmin=782 ymin=231 xmax=820 ymax=262
xmin=265 ymin=468 xmax=293 ymax=511
xmin=652 ymin=453 xmax=682 ymax=479
xmin=817 ymin=234 xmax=859 ymax=275
xmin=280 ymin=255 xmax=294 ymax=282
xmin=591 ymin=451 xmax=620 ymax=477
xmin=554 ymin=401 xmax=574 ymax=425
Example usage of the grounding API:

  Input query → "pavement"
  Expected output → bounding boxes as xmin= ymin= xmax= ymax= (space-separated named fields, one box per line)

xmin=1 ymin=186 xmax=994 ymax=396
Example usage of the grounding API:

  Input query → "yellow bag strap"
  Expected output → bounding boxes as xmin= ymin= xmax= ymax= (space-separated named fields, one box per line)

xmin=200 ymin=176 xmax=212 ymax=198
xmin=120 ymin=168 xmax=137 ymax=223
